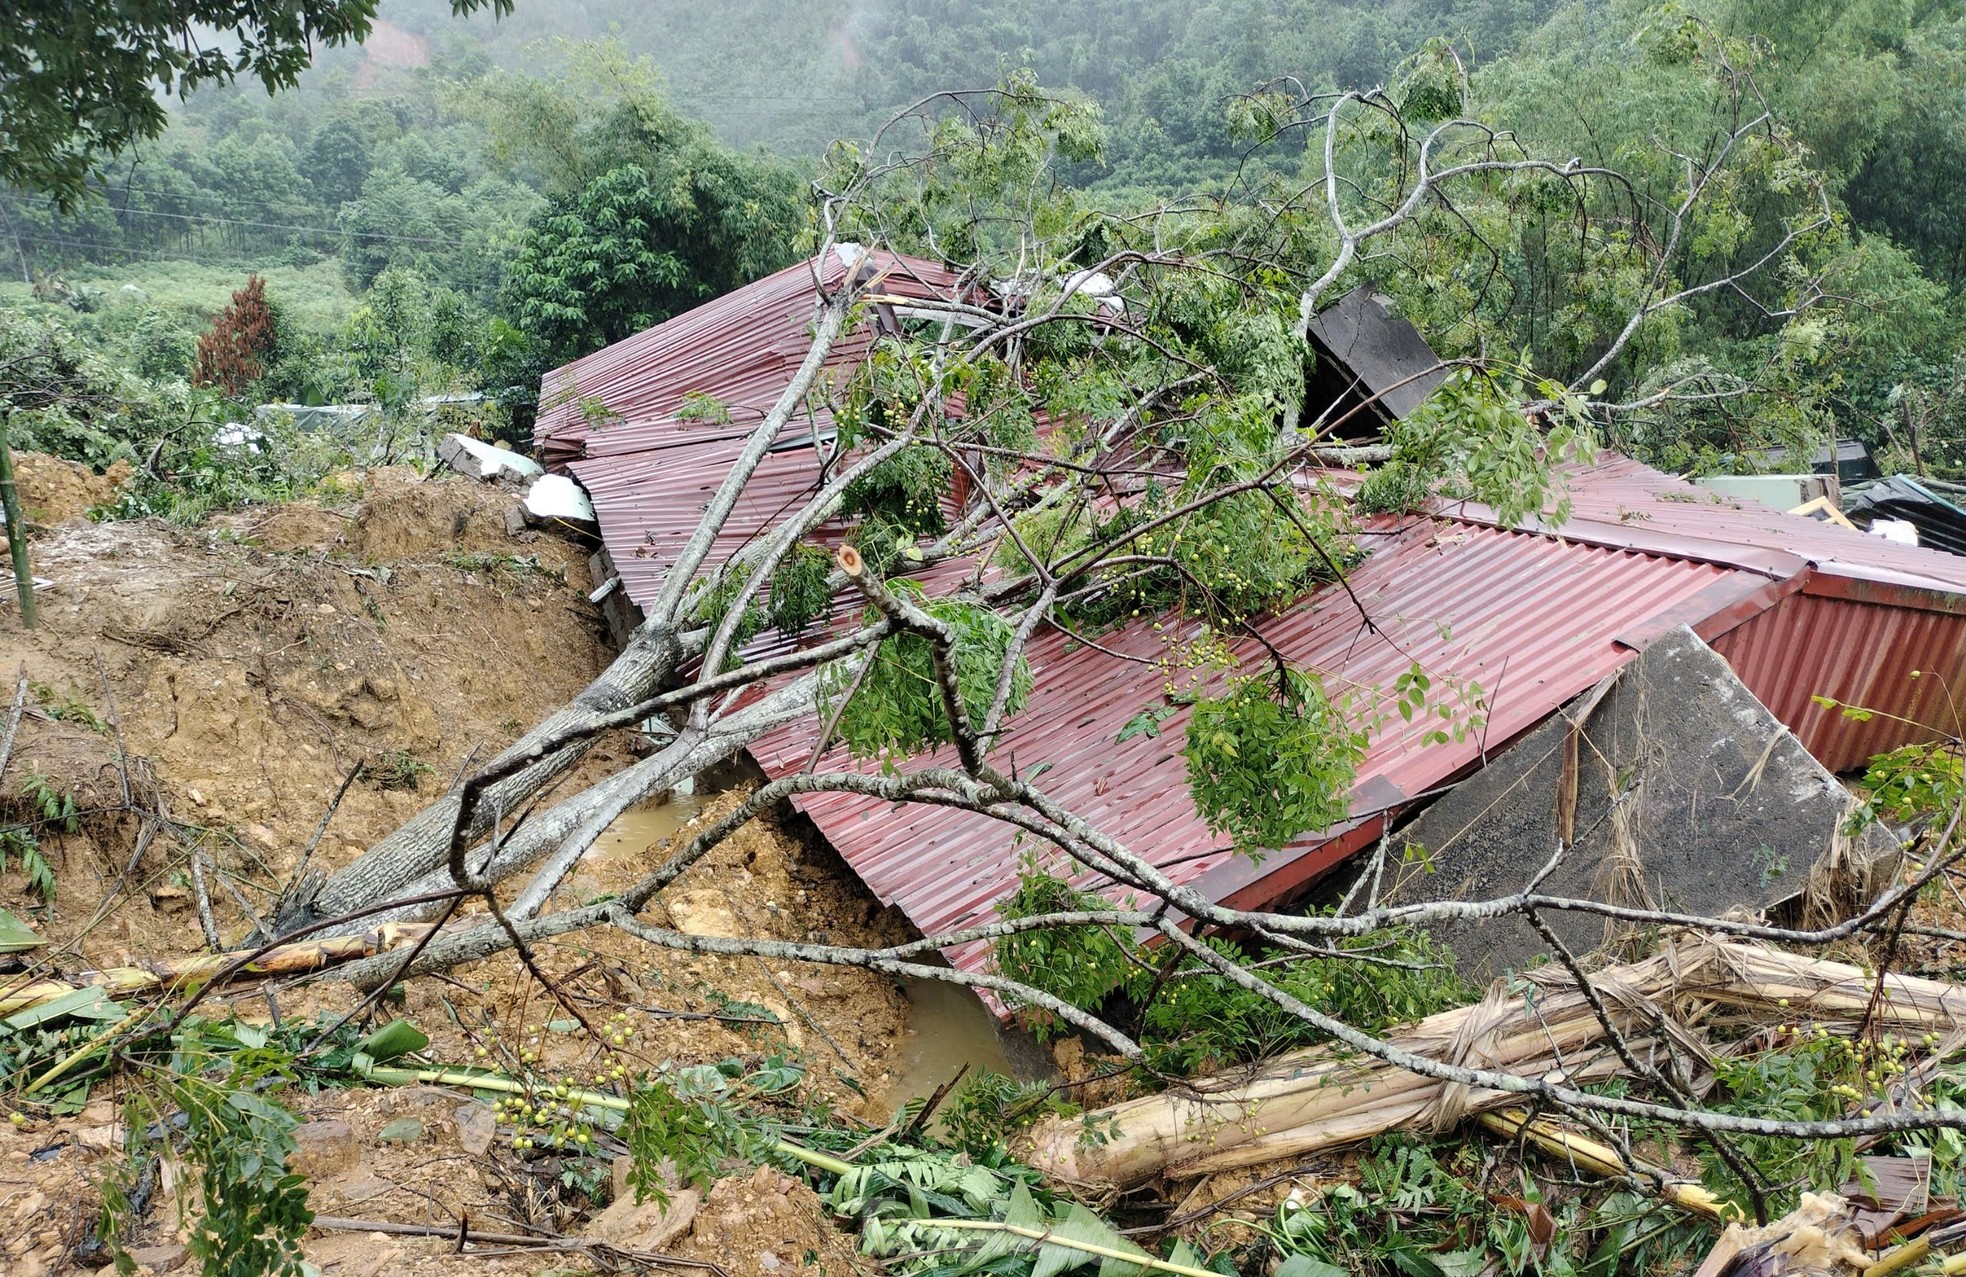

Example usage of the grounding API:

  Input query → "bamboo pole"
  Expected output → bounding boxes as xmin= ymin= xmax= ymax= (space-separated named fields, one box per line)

xmin=0 ymin=922 xmax=437 ymax=1016
xmin=1022 ymin=937 xmax=1966 ymax=1187
xmin=1477 ymin=1109 xmax=1735 ymax=1219
xmin=1021 ymin=941 xmax=1712 ymax=1185
xmin=924 ymin=1219 xmax=1220 ymax=1277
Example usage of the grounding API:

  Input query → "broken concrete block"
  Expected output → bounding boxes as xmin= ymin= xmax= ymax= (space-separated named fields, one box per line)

xmin=585 ymin=1187 xmax=701 ymax=1252
xmin=437 ymin=433 xmax=543 ymax=486
xmin=454 ymin=1101 xmax=497 ymax=1156
xmin=1383 ymin=625 xmax=1897 ymax=983
xmin=127 ymin=1243 xmax=188 ymax=1273
xmin=523 ymin=473 xmax=596 ymax=527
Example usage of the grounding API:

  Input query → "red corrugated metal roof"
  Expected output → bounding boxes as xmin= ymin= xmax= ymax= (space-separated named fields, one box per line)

xmin=1457 ymin=455 xmax=1966 ymax=600
xmin=746 ymin=462 xmax=1966 ymax=981
xmin=1711 ymin=586 xmax=1966 ymax=772
xmin=750 ymin=516 xmax=1741 ymax=974
xmin=541 ymin=269 xmax=1966 ymax=988
xmin=536 ymin=249 xmax=973 ymax=603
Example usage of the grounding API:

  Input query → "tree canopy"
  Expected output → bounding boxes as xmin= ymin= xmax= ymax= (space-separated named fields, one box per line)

xmin=0 ymin=0 xmax=512 ymax=206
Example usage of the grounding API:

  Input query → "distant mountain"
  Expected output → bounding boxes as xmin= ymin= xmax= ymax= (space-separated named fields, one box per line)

xmin=368 ymin=0 xmax=1558 ymax=168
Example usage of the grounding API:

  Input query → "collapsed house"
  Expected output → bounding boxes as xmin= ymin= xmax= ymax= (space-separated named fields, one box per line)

xmin=533 ymin=250 xmax=1966 ymax=986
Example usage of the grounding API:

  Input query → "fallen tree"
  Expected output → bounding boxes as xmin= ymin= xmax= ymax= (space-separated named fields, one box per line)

xmin=66 ymin=57 xmax=1965 ymax=1230
xmin=0 ymin=920 xmax=436 ymax=1016
xmin=1018 ymin=936 xmax=1966 ymax=1186
xmin=283 ymin=43 xmax=1837 ymax=926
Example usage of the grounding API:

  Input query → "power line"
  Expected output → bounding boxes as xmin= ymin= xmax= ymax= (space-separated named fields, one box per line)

xmin=7 ymin=232 xmax=298 ymax=269
xmin=79 ymin=179 xmax=360 ymax=216
xmin=14 ymin=196 xmax=481 ymax=247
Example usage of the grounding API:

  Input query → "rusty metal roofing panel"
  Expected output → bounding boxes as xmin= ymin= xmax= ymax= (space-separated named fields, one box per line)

xmin=749 ymin=519 xmax=1739 ymax=976
xmin=1462 ymin=456 xmax=1966 ymax=599
xmin=1709 ymin=586 xmax=1966 ymax=773
xmin=536 ymin=250 xmax=966 ymax=462
xmin=535 ymin=251 xmax=974 ymax=610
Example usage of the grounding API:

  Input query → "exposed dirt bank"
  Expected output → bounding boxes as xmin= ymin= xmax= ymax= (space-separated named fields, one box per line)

xmin=0 ymin=456 xmax=905 ymax=1276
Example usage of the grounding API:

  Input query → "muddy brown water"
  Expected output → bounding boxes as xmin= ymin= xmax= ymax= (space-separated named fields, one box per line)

xmin=587 ymin=796 xmax=705 ymax=869
xmin=874 ymin=975 xmax=1056 ymax=1116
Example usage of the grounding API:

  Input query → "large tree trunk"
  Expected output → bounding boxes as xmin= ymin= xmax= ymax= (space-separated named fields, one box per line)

xmin=1021 ymin=938 xmax=1966 ymax=1186
xmin=356 ymin=674 xmax=821 ymax=926
xmin=278 ymin=296 xmax=850 ymax=932
xmin=278 ymin=620 xmax=687 ymax=930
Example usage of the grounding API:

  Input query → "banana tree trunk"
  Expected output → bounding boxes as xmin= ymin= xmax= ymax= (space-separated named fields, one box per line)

xmin=0 ymin=414 xmax=36 ymax=629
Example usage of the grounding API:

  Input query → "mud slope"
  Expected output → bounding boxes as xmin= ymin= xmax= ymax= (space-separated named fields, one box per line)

xmin=0 ymin=457 xmax=904 ymax=1277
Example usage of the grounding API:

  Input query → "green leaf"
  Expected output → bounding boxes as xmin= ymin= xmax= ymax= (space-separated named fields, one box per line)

xmin=44 ymin=1081 xmax=92 ymax=1115
xmin=1273 ymin=1258 xmax=1350 ymax=1277
xmin=0 ymin=907 xmax=43 ymax=954
xmin=1033 ymin=1203 xmax=1145 ymax=1277
xmin=354 ymin=1018 xmax=429 ymax=1064
xmin=973 ymin=1183 xmax=1046 ymax=1268
xmin=1184 ymin=668 xmax=1366 ymax=852
xmin=4 ymin=985 xmax=124 ymax=1030
xmin=1117 ymin=705 xmax=1174 ymax=743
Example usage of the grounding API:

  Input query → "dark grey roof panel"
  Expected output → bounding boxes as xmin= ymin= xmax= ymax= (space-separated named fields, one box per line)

xmin=1306 ymin=285 xmax=1449 ymax=421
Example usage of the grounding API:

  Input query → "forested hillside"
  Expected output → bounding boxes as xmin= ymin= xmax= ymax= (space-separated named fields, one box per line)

xmin=3 ymin=0 xmax=1965 ymax=489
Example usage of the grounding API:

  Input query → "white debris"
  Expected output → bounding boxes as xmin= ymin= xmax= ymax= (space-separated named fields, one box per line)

xmin=438 ymin=433 xmax=544 ymax=484
xmin=523 ymin=473 xmax=596 ymax=526
xmin=212 ymin=422 xmax=265 ymax=448
xmin=1868 ymin=518 xmax=1919 ymax=546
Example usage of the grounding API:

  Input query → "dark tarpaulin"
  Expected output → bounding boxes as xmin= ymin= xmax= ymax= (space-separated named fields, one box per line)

xmin=1846 ymin=475 xmax=1966 ymax=558
xmin=1304 ymin=285 xmax=1449 ymax=428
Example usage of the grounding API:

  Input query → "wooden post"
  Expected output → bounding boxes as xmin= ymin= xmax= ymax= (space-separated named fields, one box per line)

xmin=0 ymin=414 xmax=34 ymax=628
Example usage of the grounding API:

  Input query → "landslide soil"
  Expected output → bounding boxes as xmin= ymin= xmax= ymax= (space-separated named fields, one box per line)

xmin=0 ymin=456 xmax=906 ymax=1277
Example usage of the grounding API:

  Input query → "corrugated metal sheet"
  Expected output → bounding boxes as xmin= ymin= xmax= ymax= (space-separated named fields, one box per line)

xmin=1710 ymin=583 xmax=1966 ymax=772
xmin=750 ymin=518 xmax=1739 ymax=975
xmin=743 ymin=460 xmax=1966 ymax=979
xmin=1462 ymin=455 xmax=1966 ymax=599
xmin=536 ymin=250 xmax=972 ymax=605
xmin=542 ymin=266 xmax=1966 ymax=986
xmin=1845 ymin=476 xmax=1966 ymax=558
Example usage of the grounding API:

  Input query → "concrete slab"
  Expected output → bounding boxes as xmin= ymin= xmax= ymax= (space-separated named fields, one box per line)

xmin=1382 ymin=625 xmax=1896 ymax=982
xmin=523 ymin=473 xmax=596 ymax=526
xmin=438 ymin=433 xmax=544 ymax=485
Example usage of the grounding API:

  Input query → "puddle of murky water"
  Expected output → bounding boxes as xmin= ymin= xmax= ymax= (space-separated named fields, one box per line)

xmin=874 ymin=975 xmax=1053 ymax=1115
xmin=583 ymin=795 xmax=704 ymax=875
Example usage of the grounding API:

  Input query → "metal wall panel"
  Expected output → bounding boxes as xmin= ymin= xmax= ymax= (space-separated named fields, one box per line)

xmin=1710 ymin=586 xmax=1966 ymax=773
